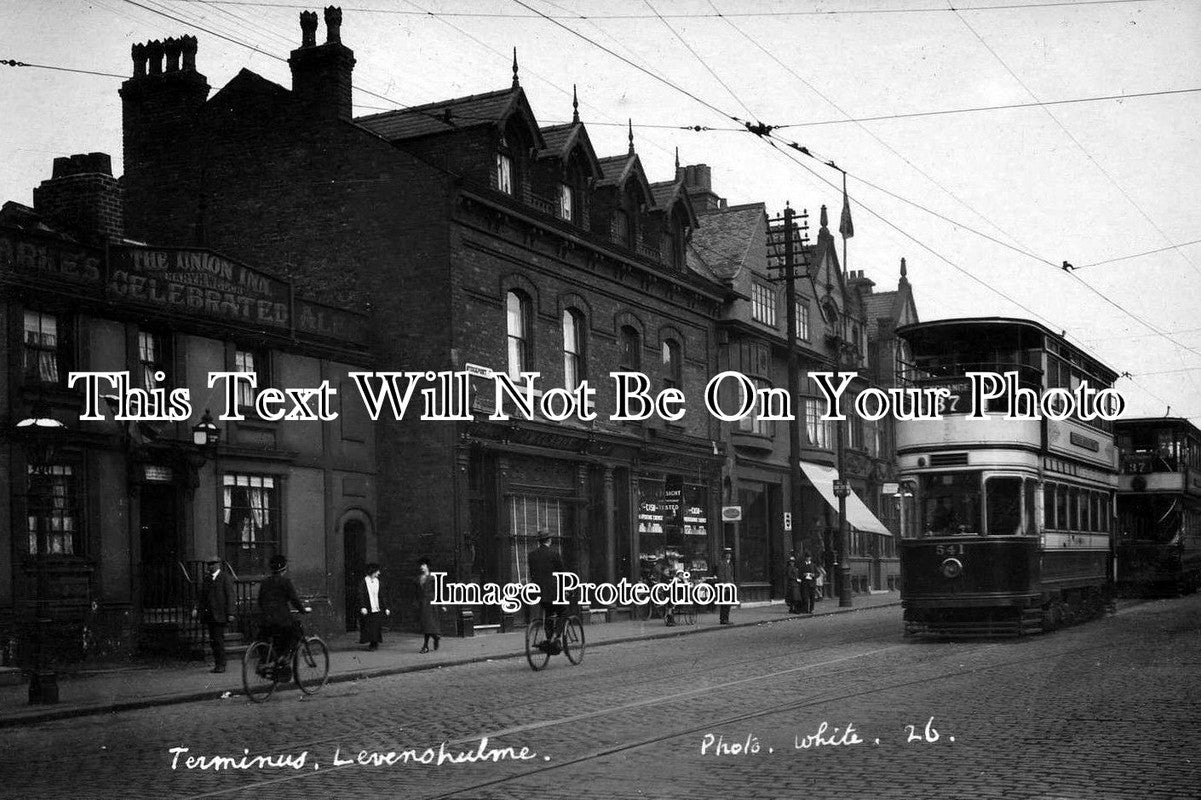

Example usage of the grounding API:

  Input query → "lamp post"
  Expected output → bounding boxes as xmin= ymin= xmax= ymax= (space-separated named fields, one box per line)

xmin=16 ymin=402 xmax=66 ymax=705
xmin=192 ymin=409 xmax=220 ymax=450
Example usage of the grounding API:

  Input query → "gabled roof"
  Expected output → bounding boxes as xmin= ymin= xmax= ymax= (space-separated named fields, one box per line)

xmin=206 ymin=68 xmax=290 ymax=110
xmin=595 ymin=152 xmax=654 ymax=206
xmin=648 ymin=180 xmax=700 ymax=229
xmin=538 ymin=122 xmax=602 ymax=177
xmin=356 ymin=86 xmax=545 ymax=148
xmin=864 ymin=291 xmax=898 ymax=325
xmin=687 ymin=203 xmax=766 ymax=282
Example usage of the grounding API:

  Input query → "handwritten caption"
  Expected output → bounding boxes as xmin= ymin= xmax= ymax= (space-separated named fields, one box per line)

xmin=168 ymin=738 xmax=545 ymax=772
xmin=700 ymin=717 xmax=953 ymax=756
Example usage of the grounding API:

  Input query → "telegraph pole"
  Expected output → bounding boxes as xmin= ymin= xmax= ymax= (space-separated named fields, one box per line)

xmin=769 ymin=205 xmax=808 ymax=557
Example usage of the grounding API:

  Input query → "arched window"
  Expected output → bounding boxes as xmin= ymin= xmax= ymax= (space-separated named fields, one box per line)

xmin=506 ymin=290 xmax=532 ymax=378
xmin=619 ymin=325 xmax=641 ymax=372
xmin=562 ymin=308 xmax=585 ymax=387
xmin=662 ymin=338 xmax=682 ymax=390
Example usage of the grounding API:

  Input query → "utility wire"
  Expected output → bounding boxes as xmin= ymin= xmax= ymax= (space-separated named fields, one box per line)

xmin=1 ymin=59 xmax=126 ymax=78
xmin=151 ymin=0 xmax=1167 ymax=20
xmin=1076 ymin=237 xmax=1201 ymax=269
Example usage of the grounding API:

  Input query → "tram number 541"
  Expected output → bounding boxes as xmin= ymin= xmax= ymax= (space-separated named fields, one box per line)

xmin=906 ymin=717 xmax=940 ymax=743
xmin=935 ymin=544 xmax=965 ymax=556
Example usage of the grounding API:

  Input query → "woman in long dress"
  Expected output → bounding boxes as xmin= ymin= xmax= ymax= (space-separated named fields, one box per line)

xmin=357 ymin=562 xmax=389 ymax=651
xmin=417 ymin=557 xmax=442 ymax=653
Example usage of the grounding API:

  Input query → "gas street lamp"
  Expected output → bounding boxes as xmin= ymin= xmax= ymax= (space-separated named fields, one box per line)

xmin=16 ymin=401 xmax=66 ymax=705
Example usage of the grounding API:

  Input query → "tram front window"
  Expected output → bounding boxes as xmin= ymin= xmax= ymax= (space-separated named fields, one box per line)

xmin=985 ymin=476 xmax=1023 ymax=536
xmin=921 ymin=472 xmax=981 ymax=536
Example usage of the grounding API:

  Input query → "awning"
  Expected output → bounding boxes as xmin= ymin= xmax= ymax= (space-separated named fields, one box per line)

xmin=799 ymin=461 xmax=893 ymax=537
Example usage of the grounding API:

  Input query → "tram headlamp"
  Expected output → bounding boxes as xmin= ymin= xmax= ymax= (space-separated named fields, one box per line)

xmin=941 ymin=558 xmax=964 ymax=579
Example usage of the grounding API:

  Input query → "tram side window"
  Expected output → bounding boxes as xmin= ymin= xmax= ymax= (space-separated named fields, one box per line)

xmin=1044 ymin=483 xmax=1057 ymax=529
xmin=985 ymin=477 xmax=1023 ymax=536
xmin=921 ymin=472 xmax=981 ymax=536
xmin=1025 ymin=479 xmax=1037 ymax=535
xmin=1055 ymin=485 xmax=1068 ymax=530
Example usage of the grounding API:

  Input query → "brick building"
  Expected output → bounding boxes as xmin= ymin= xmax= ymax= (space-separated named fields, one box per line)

xmin=114 ymin=10 xmax=734 ymax=629
xmin=0 ymin=151 xmax=375 ymax=665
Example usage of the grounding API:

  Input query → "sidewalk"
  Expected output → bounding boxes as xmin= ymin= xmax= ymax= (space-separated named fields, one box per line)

xmin=0 ymin=592 xmax=900 ymax=728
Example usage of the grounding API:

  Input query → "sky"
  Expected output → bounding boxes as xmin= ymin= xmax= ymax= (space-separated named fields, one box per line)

xmin=2 ymin=0 xmax=1200 ymax=420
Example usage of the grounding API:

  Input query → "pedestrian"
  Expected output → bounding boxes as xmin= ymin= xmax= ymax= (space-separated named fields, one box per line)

xmin=815 ymin=564 xmax=827 ymax=601
xmin=799 ymin=553 xmax=818 ymax=614
xmin=715 ymin=547 xmax=735 ymax=625
xmin=358 ymin=562 xmax=390 ymax=651
xmin=528 ymin=530 xmax=565 ymax=645
xmin=195 ymin=556 xmax=236 ymax=673
xmin=416 ymin=557 xmax=442 ymax=653
xmin=785 ymin=555 xmax=801 ymax=614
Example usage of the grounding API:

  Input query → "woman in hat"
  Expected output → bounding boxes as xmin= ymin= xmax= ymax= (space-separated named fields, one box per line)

xmin=357 ymin=562 xmax=390 ymax=651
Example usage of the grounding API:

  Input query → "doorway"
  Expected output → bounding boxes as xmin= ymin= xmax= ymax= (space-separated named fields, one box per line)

xmin=140 ymin=483 xmax=180 ymax=607
xmin=343 ymin=519 xmax=366 ymax=632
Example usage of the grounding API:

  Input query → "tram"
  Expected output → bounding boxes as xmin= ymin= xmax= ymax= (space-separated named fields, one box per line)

xmin=1115 ymin=418 xmax=1201 ymax=595
xmin=894 ymin=318 xmax=1118 ymax=636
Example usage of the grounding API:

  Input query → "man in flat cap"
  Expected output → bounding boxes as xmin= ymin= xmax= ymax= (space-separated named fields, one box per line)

xmin=196 ymin=556 xmax=236 ymax=673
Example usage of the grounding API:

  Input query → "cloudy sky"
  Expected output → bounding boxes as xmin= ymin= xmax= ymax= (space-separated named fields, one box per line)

xmin=3 ymin=0 xmax=1199 ymax=419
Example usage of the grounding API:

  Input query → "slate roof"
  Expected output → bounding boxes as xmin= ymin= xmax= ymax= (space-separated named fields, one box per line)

xmin=687 ymin=203 xmax=765 ymax=282
xmin=596 ymin=154 xmax=635 ymax=186
xmin=864 ymin=291 xmax=898 ymax=325
xmin=356 ymin=87 xmax=515 ymax=141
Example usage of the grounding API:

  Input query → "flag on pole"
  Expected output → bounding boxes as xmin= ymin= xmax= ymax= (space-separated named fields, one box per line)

xmin=839 ymin=186 xmax=854 ymax=240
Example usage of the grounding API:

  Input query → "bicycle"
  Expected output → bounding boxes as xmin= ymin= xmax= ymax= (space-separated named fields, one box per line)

xmin=525 ymin=606 xmax=585 ymax=671
xmin=242 ymin=613 xmax=330 ymax=703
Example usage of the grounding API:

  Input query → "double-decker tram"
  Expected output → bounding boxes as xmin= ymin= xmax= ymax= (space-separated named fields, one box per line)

xmin=894 ymin=318 xmax=1119 ymax=636
xmin=1115 ymin=418 xmax=1201 ymax=595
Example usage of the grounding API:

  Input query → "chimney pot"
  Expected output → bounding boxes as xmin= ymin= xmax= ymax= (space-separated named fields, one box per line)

xmin=164 ymin=37 xmax=181 ymax=73
xmin=131 ymin=43 xmax=147 ymax=77
xmin=181 ymin=35 xmax=198 ymax=71
xmin=300 ymin=10 xmax=318 ymax=47
xmin=324 ymin=6 xmax=343 ymax=44
xmin=146 ymin=40 xmax=164 ymax=75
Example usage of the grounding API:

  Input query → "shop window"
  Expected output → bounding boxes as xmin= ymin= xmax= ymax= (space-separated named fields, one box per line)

xmin=509 ymin=495 xmax=571 ymax=584
xmin=222 ymin=474 xmax=280 ymax=575
xmin=638 ymin=478 xmax=711 ymax=581
xmin=27 ymin=464 xmax=79 ymax=556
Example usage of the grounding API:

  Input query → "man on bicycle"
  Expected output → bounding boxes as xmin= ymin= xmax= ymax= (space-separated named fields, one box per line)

xmin=257 ymin=555 xmax=311 ymax=665
xmin=528 ymin=530 xmax=565 ymax=650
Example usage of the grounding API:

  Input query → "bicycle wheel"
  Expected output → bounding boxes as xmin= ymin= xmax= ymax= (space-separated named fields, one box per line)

xmin=525 ymin=620 xmax=551 ymax=671
xmin=563 ymin=616 xmax=586 ymax=665
xmin=294 ymin=636 xmax=330 ymax=695
xmin=680 ymin=603 xmax=697 ymax=625
xmin=242 ymin=641 xmax=278 ymax=703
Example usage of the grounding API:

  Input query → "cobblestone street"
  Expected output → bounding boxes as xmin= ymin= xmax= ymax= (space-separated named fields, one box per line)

xmin=6 ymin=595 xmax=1199 ymax=800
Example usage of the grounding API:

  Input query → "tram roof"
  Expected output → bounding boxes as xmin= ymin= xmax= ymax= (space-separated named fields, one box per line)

xmin=1114 ymin=417 xmax=1201 ymax=435
xmin=896 ymin=317 xmax=1119 ymax=381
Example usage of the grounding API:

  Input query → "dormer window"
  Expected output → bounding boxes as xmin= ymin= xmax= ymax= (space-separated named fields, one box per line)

xmin=558 ymin=182 xmax=573 ymax=221
xmin=497 ymin=151 xmax=514 ymax=195
xmin=611 ymin=209 xmax=632 ymax=248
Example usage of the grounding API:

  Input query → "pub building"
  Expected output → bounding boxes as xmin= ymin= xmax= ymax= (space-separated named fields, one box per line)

xmin=0 ymin=152 xmax=375 ymax=666
xmin=112 ymin=11 xmax=732 ymax=629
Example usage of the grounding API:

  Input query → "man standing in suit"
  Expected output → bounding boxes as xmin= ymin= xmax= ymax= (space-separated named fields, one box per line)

xmin=528 ymin=530 xmax=565 ymax=644
xmin=197 ymin=556 xmax=236 ymax=673
xmin=715 ymin=547 xmax=735 ymax=625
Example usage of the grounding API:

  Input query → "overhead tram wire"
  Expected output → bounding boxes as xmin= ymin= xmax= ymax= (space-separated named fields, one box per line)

xmin=1076 ymin=238 xmax=1201 ymax=269
xmin=949 ymin=6 xmax=1201 ymax=280
xmin=708 ymin=0 xmax=1040 ymax=264
xmin=152 ymin=0 xmax=1169 ymax=20
xmin=506 ymin=0 xmax=1201 ymax=391
xmin=643 ymin=0 xmax=760 ymax=125
xmin=1 ymin=60 xmax=127 ymax=79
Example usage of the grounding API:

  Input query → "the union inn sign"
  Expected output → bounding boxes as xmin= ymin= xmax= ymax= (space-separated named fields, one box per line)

xmin=0 ymin=229 xmax=367 ymax=346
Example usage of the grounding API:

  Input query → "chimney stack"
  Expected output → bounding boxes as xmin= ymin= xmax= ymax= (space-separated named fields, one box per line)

xmin=678 ymin=164 xmax=724 ymax=212
xmin=33 ymin=153 xmax=124 ymax=243
xmin=120 ymin=34 xmax=210 ymax=243
xmin=289 ymin=6 xmax=356 ymax=122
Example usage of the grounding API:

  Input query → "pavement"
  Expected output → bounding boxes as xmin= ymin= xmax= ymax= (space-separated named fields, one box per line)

xmin=0 ymin=592 xmax=900 ymax=728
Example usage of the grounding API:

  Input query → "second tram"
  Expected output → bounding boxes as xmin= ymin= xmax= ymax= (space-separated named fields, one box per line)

xmin=1115 ymin=418 xmax=1201 ymax=595
xmin=895 ymin=318 xmax=1118 ymax=636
